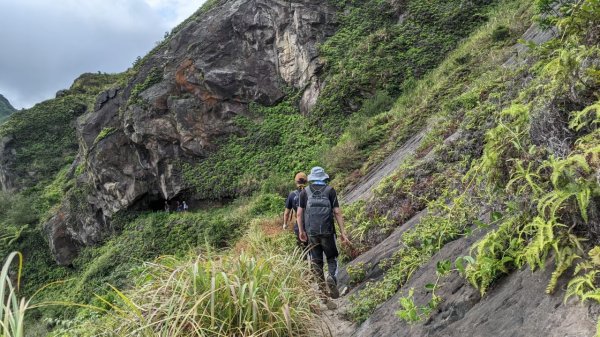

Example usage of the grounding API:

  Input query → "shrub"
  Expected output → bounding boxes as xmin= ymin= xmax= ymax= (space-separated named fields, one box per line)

xmin=491 ymin=25 xmax=510 ymax=41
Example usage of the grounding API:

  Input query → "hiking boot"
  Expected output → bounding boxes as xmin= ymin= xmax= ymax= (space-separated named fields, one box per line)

xmin=326 ymin=275 xmax=339 ymax=299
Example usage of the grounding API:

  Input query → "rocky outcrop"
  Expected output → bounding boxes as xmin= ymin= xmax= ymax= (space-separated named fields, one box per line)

xmin=0 ymin=135 xmax=16 ymax=192
xmin=44 ymin=0 xmax=337 ymax=265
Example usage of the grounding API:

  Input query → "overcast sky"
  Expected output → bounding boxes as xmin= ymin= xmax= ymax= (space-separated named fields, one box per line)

xmin=0 ymin=0 xmax=206 ymax=109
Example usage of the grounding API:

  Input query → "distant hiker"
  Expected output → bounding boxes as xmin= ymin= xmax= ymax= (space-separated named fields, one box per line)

xmin=283 ymin=172 xmax=308 ymax=250
xmin=164 ymin=200 xmax=170 ymax=212
xmin=297 ymin=166 xmax=350 ymax=301
xmin=182 ymin=201 xmax=189 ymax=212
xmin=175 ymin=201 xmax=181 ymax=212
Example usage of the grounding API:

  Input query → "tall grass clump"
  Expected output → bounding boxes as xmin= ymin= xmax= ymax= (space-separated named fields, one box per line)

xmin=1 ymin=252 xmax=27 ymax=337
xmin=74 ymin=226 xmax=322 ymax=336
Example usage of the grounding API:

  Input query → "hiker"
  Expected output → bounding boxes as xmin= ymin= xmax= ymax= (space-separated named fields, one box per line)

xmin=297 ymin=166 xmax=350 ymax=300
xmin=164 ymin=200 xmax=170 ymax=212
xmin=175 ymin=201 xmax=181 ymax=212
xmin=182 ymin=201 xmax=189 ymax=212
xmin=283 ymin=172 xmax=309 ymax=250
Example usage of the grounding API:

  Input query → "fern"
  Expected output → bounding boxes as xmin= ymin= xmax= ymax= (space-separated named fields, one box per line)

xmin=570 ymin=101 xmax=600 ymax=131
xmin=506 ymin=160 xmax=545 ymax=196
xmin=518 ymin=217 xmax=561 ymax=270
xmin=546 ymin=245 xmax=580 ymax=294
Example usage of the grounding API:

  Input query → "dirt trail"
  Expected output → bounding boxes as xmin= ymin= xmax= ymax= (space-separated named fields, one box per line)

xmin=341 ymin=131 xmax=426 ymax=204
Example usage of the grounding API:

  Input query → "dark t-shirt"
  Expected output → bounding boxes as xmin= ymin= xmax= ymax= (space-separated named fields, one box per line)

xmin=285 ymin=190 xmax=301 ymax=212
xmin=299 ymin=184 xmax=340 ymax=209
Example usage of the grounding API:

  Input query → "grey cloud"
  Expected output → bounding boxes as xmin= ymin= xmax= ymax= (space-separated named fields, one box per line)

xmin=0 ymin=0 xmax=179 ymax=109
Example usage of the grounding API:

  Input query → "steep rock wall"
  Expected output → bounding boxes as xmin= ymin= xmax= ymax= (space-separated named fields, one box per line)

xmin=44 ymin=0 xmax=337 ymax=265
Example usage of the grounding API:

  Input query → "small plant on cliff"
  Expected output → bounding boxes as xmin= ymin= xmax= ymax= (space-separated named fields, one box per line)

xmin=347 ymin=262 xmax=370 ymax=285
xmin=396 ymin=259 xmax=454 ymax=323
xmin=127 ymin=66 xmax=163 ymax=106
xmin=93 ymin=127 xmax=117 ymax=145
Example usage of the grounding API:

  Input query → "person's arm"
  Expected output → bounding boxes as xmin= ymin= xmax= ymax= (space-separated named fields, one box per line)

xmin=283 ymin=193 xmax=294 ymax=229
xmin=283 ymin=208 xmax=291 ymax=229
xmin=297 ymin=207 xmax=307 ymax=242
xmin=333 ymin=207 xmax=350 ymax=244
xmin=329 ymin=187 xmax=350 ymax=244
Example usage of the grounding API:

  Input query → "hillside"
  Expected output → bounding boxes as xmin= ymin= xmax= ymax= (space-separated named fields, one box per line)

xmin=0 ymin=94 xmax=16 ymax=123
xmin=1 ymin=0 xmax=599 ymax=336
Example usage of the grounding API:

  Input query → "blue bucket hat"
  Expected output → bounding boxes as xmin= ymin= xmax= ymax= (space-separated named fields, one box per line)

xmin=307 ymin=166 xmax=329 ymax=181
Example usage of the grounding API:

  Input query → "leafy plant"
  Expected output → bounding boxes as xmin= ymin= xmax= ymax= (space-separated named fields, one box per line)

xmin=396 ymin=259 xmax=454 ymax=323
xmin=93 ymin=127 xmax=117 ymax=145
xmin=347 ymin=262 xmax=370 ymax=285
xmin=0 ymin=252 xmax=27 ymax=337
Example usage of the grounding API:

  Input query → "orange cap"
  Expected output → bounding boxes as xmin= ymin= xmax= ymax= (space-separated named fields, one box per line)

xmin=295 ymin=172 xmax=307 ymax=185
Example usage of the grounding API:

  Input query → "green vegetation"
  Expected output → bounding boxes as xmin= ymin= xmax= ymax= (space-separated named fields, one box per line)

xmin=343 ymin=0 xmax=533 ymax=245
xmin=348 ymin=190 xmax=481 ymax=322
xmin=0 ymin=97 xmax=86 ymax=189
xmin=19 ymin=193 xmax=284 ymax=334
xmin=0 ymin=72 xmax=123 ymax=189
xmin=464 ymin=0 xmax=600 ymax=298
xmin=346 ymin=262 xmax=370 ymax=285
xmin=0 ymin=252 xmax=27 ymax=337
xmin=0 ymin=73 xmax=124 ymax=306
xmin=93 ymin=127 xmax=117 ymax=144
xmin=318 ymin=0 xmax=493 ymax=117
xmin=325 ymin=0 xmax=528 ymax=188
xmin=183 ymin=92 xmax=328 ymax=199
xmin=342 ymin=0 xmax=600 ymax=329
xmin=395 ymin=259 xmax=454 ymax=323
xmin=51 ymin=225 xmax=319 ymax=336
xmin=127 ymin=66 xmax=163 ymax=106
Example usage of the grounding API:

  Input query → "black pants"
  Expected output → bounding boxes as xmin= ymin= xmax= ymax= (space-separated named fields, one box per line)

xmin=294 ymin=223 xmax=309 ymax=251
xmin=308 ymin=234 xmax=338 ymax=286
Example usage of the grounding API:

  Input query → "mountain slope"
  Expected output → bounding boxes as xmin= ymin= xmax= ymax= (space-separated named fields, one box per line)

xmin=0 ymin=94 xmax=16 ymax=123
xmin=3 ymin=0 xmax=600 ymax=335
xmin=326 ymin=0 xmax=600 ymax=335
xmin=38 ymin=0 xmax=497 ymax=266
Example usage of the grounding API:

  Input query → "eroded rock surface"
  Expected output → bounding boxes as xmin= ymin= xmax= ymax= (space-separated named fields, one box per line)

xmin=340 ymin=223 xmax=596 ymax=337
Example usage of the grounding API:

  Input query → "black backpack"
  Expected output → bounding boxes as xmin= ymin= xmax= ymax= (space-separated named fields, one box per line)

xmin=292 ymin=189 xmax=301 ymax=211
xmin=304 ymin=185 xmax=334 ymax=236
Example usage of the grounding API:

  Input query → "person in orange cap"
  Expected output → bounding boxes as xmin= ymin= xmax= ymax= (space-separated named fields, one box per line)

xmin=283 ymin=171 xmax=309 ymax=250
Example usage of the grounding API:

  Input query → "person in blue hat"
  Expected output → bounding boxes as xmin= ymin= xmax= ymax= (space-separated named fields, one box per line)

xmin=297 ymin=166 xmax=350 ymax=300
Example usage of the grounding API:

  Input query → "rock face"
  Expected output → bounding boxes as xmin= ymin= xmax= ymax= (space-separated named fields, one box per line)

xmin=0 ymin=135 xmax=16 ymax=192
xmin=44 ymin=0 xmax=337 ymax=265
xmin=337 ymin=217 xmax=597 ymax=337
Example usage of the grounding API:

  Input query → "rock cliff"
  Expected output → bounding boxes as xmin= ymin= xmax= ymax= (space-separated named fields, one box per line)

xmin=44 ymin=0 xmax=337 ymax=265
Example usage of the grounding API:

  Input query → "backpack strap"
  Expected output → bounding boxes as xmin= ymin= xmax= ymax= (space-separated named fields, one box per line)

xmin=305 ymin=185 xmax=314 ymax=199
xmin=323 ymin=185 xmax=332 ymax=199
